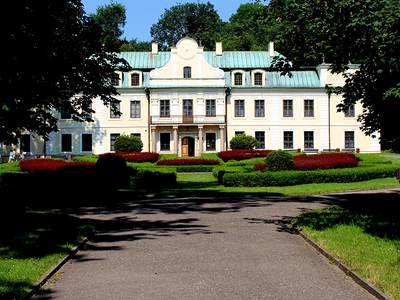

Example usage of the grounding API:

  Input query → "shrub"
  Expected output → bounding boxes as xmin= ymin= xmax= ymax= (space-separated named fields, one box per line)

xmin=95 ymin=153 xmax=131 ymax=190
xmin=156 ymin=158 xmax=220 ymax=166
xmin=229 ymin=133 xmax=258 ymax=150
xmin=265 ymin=150 xmax=295 ymax=172
xmin=218 ymin=149 xmax=273 ymax=162
xmin=114 ymin=133 xmax=143 ymax=152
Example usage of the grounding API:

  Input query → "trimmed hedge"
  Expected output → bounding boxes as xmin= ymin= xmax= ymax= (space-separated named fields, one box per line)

xmin=222 ymin=165 xmax=399 ymax=187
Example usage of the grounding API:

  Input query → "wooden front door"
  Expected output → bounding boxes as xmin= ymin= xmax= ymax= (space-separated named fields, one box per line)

xmin=182 ymin=137 xmax=189 ymax=156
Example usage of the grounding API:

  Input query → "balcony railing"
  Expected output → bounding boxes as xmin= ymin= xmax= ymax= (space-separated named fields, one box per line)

xmin=151 ymin=115 xmax=226 ymax=125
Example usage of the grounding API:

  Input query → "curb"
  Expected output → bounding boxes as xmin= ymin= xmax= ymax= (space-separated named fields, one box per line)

xmin=21 ymin=231 xmax=95 ymax=300
xmin=297 ymin=230 xmax=389 ymax=300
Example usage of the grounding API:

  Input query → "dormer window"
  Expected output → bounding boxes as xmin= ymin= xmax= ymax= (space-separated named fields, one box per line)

xmin=251 ymin=70 xmax=265 ymax=86
xmin=131 ymin=73 xmax=139 ymax=86
xmin=111 ymin=72 xmax=121 ymax=86
xmin=234 ymin=73 xmax=243 ymax=85
xmin=183 ymin=66 xmax=191 ymax=78
xmin=254 ymin=73 xmax=262 ymax=85
xmin=232 ymin=70 xmax=245 ymax=86
xmin=129 ymin=71 xmax=142 ymax=87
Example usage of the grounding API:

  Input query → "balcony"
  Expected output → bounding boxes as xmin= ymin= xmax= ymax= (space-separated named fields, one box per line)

xmin=151 ymin=115 xmax=226 ymax=125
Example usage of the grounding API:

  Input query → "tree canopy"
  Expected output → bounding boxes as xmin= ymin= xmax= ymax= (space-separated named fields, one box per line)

xmin=150 ymin=1 xmax=225 ymax=51
xmin=266 ymin=0 xmax=400 ymax=150
xmin=0 ymin=1 xmax=129 ymax=145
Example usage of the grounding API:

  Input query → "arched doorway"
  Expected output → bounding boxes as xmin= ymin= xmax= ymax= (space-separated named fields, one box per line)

xmin=182 ymin=136 xmax=195 ymax=157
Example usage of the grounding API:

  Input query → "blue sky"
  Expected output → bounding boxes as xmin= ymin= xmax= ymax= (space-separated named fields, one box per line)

xmin=81 ymin=0 xmax=253 ymax=42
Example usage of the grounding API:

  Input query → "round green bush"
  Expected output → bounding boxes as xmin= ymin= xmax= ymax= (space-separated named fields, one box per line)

xmin=265 ymin=150 xmax=295 ymax=172
xmin=229 ymin=133 xmax=258 ymax=150
xmin=114 ymin=134 xmax=143 ymax=152
xmin=95 ymin=153 xmax=130 ymax=190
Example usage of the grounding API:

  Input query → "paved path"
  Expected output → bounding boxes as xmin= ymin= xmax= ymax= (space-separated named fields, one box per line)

xmin=30 ymin=188 xmax=400 ymax=300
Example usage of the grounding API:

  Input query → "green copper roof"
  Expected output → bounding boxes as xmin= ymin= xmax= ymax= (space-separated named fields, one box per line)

xmin=117 ymin=50 xmax=321 ymax=88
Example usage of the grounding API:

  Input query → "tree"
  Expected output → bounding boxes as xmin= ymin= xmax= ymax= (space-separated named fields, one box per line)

xmin=89 ymin=1 xmax=127 ymax=52
xmin=221 ymin=3 xmax=275 ymax=51
xmin=0 ymin=1 xmax=129 ymax=145
xmin=229 ymin=133 xmax=258 ymax=150
xmin=120 ymin=38 xmax=152 ymax=52
xmin=150 ymin=2 xmax=225 ymax=51
xmin=114 ymin=133 xmax=143 ymax=152
xmin=266 ymin=0 xmax=400 ymax=151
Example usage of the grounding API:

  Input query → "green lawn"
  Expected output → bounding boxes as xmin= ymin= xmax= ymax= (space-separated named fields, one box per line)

xmin=0 ymin=152 xmax=399 ymax=300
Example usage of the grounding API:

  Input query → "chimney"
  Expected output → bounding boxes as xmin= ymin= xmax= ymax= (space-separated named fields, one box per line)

xmin=268 ymin=41 xmax=274 ymax=57
xmin=216 ymin=42 xmax=222 ymax=56
xmin=151 ymin=41 xmax=158 ymax=55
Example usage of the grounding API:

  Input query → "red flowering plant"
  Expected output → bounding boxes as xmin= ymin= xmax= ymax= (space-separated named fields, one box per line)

xmin=156 ymin=158 xmax=220 ymax=166
xmin=293 ymin=153 xmax=359 ymax=171
xmin=99 ymin=152 xmax=159 ymax=163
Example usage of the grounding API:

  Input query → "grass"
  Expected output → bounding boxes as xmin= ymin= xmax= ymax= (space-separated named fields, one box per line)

xmin=0 ymin=152 xmax=399 ymax=299
xmin=292 ymin=205 xmax=400 ymax=300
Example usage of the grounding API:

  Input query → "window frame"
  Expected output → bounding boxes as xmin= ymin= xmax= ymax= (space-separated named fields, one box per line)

xmin=130 ymin=100 xmax=141 ymax=118
xmin=304 ymin=99 xmax=314 ymax=117
xmin=344 ymin=104 xmax=355 ymax=117
xmin=61 ymin=133 xmax=72 ymax=152
xmin=255 ymin=100 xmax=265 ymax=117
xmin=160 ymin=132 xmax=170 ymax=151
xmin=81 ymin=133 xmax=93 ymax=152
xmin=205 ymin=132 xmax=216 ymax=151
xmin=160 ymin=100 xmax=170 ymax=117
xmin=283 ymin=100 xmax=293 ymax=117
xmin=183 ymin=66 xmax=192 ymax=79
xmin=304 ymin=131 xmax=314 ymax=149
xmin=110 ymin=101 xmax=121 ymax=119
xmin=255 ymin=131 xmax=265 ymax=149
xmin=110 ymin=133 xmax=120 ymax=151
xmin=283 ymin=131 xmax=294 ymax=149
xmin=234 ymin=99 xmax=245 ymax=117
xmin=345 ymin=131 xmax=355 ymax=148
xmin=206 ymin=99 xmax=216 ymax=117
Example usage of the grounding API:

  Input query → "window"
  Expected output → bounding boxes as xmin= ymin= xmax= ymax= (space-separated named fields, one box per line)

xmin=255 ymin=131 xmax=265 ymax=149
xmin=206 ymin=133 xmax=216 ymax=151
xmin=255 ymin=100 xmax=265 ymax=117
xmin=20 ymin=134 xmax=31 ymax=152
xmin=111 ymin=73 xmax=120 ymax=86
xmin=344 ymin=104 xmax=355 ymax=117
xmin=254 ymin=73 xmax=263 ymax=85
xmin=235 ymin=131 xmax=244 ymax=136
xmin=234 ymin=73 xmax=243 ymax=85
xmin=110 ymin=133 xmax=120 ymax=151
xmin=131 ymin=73 xmax=140 ymax=86
xmin=304 ymin=131 xmax=314 ymax=148
xmin=206 ymin=99 xmax=216 ymax=117
xmin=130 ymin=100 xmax=140 ymax=118
xmin=131 ymin=133 xmax=141 ymax=139
xmin=160 ymin=133 xmax=170 ymax=150
xmin=283 ymin=131 xmax=293 ymax=149
xmin=183 ymin=66 xmax=191 ymax=78
xmin=283 ymin=100 xmax=293 ymax=117
xmin=304 ymin=100 xmax=314 ymax=117
xmin=60 ymin=108 xmax=71 ymax=119
xmin=183 ymin=99 xmax=193 ymax=116
xmin=61 ymin=134 xmax=72 ymax=152
xmin=110 ymin=101 xmax=121 ymax=119
xmin=345 ymin=131 xmax=355 ymax=148
xmin=160 ymin=100 xmax=170 ymax=117
xmin=82 ymin=134 xmax=92 ymax=152
xmin=235 ymin=100 xmax=245 ymax=117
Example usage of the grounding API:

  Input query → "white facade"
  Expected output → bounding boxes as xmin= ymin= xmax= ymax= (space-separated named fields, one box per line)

xmin=6 ymin=37 xmax=380 ymax=159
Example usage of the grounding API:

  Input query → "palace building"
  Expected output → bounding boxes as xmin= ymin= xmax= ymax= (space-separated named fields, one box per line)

xmin=3 ymin=37 xmax=380 ymax=159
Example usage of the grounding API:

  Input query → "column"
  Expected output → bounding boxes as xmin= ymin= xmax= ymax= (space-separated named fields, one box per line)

xmin=151 ymin=126 xmax=156 ymax=153
xmin=198 ymin=126 xmax=203 ymax=155
xmin=173 ymin=126 xmax=178 ymax=154
xmin=219 ymin=125 xmax=225 ymax=151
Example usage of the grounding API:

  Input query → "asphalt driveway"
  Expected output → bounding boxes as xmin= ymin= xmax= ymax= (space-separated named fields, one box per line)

xmin=29 ymin=188 xmax=400 ymax=300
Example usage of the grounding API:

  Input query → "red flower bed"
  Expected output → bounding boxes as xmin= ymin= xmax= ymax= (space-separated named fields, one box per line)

xmin=218 ymin=150 xmax=273 ymax=162
xmin=99 ymin=152 xmax=159 ymax=163
xmin=19 ymin=159 xmax=96 ymax=173
xmin=254 ymin=153 xmax=359 ymax=172
xmin=156 ymin=158 xmax=220 ymax=166
xmin=294 ymin=153 xmax=359 ymax=171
